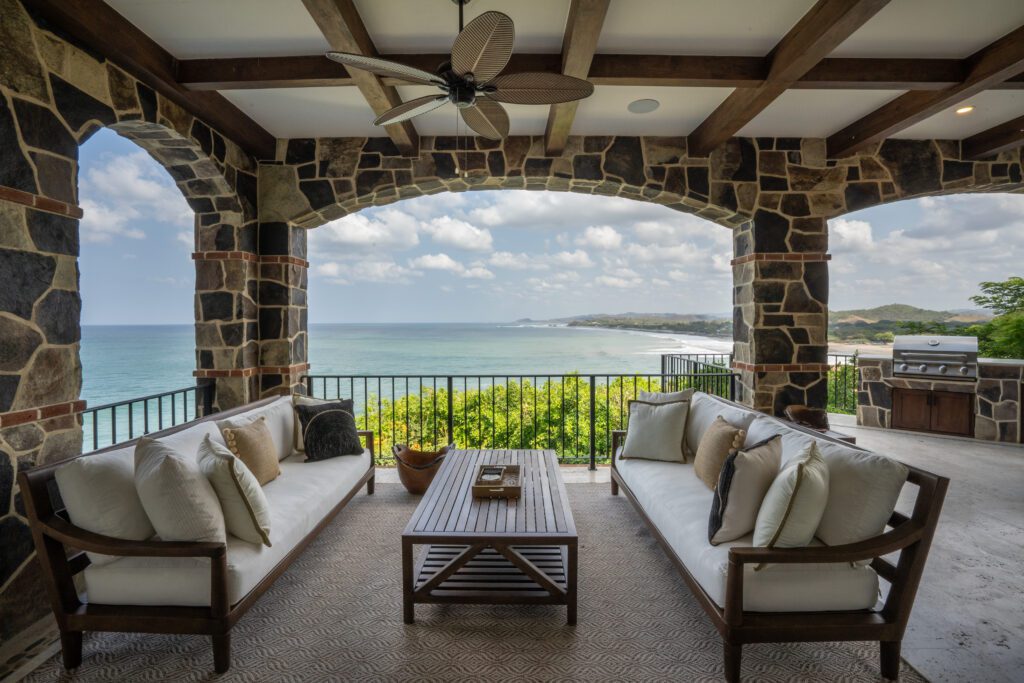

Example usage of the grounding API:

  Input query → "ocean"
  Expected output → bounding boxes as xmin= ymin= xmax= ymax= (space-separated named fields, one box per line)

xmin=80 ymin=323 xmax=733 ymax=407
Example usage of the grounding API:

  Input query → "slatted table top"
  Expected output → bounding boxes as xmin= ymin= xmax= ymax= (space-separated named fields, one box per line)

xmin=402 ymin=449 xmax=577 ymax=540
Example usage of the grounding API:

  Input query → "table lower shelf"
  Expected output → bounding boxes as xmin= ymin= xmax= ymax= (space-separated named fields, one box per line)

xmin=413 ymin=544 xmax=568 ymax=604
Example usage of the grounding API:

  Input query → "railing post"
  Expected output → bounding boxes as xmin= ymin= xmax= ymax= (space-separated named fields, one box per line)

xmin=729 ymin=374 xmax=737 ymax=402
xmin=446 ymin=376 xmax=454 ymax=444
xmin=202 ymin=382 xmax=214 ymax=417
xmin=588 ymin=375 xmax=596 ymax=471
xmin=304 ymin=374 xmax=312 ymax=397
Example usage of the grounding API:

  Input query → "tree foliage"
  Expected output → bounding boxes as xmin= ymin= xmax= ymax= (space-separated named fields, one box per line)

xmin=970 ymin=277 xmax=1024 ymax=316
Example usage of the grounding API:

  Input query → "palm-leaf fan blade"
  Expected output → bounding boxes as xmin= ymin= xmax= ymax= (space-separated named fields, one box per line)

xmin=488 ymin=73 xmax=594 ymax=105
xmin=451 ymin=11 xmax=514 ymax=84
xmin=327 ymin=52 xmax=444 ymax=86
xmin=460 ymin=99 xmax=510 ymax=140
xmin=374 ymin=95 xmax=448 ymax=126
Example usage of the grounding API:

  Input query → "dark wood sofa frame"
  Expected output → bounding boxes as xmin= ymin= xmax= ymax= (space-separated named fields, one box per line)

xmin=610 ymin=405 xmax=948 ymax=683
xmin=18 ymin=396 xmax=375 ymax=674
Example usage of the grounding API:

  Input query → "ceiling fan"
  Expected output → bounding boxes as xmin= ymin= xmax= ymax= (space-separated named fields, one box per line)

xmin=324 ymin=1 xmax=594 ymax=140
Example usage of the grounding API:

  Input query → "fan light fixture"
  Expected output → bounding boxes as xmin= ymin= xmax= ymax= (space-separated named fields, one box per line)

xmin=627 ymin=98 xmax=660 ymax=114
xmin=955 ymin=105 xmax=975 ymax=115
xmin=323 ymin=3 xmax=594 ymax=140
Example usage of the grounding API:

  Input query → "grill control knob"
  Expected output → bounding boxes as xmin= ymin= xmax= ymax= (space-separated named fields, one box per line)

xmin=938 ymin=365 xmax=948 ymax=374
xmin=959 ymin=366 xmax=969 ymax=376
xmin=918 ymin=364 xmax=928 ymax=373
xmin=899 ymin=363 xmax=908 ymax=372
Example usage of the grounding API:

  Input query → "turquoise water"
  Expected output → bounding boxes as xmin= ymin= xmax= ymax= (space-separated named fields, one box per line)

xmin=80 ymin=323 xmax=732 ymax=406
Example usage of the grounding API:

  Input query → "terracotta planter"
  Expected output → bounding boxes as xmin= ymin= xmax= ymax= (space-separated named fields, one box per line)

xmin=393 ymin=444 xmax=453 ymax=494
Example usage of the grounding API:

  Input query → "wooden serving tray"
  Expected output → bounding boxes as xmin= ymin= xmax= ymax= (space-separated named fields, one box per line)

xmin=471 ymin=464 xmax=522 ymax=499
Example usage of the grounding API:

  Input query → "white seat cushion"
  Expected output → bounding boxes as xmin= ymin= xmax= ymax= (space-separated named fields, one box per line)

xmin=615 ymin=451 xmax=878 ymax=612
xmin=84 ymin=449 xmax=371 ymax=607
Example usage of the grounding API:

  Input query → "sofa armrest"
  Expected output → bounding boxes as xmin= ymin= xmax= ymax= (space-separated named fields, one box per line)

xmin=358 ymin=430 xmax=374 ymax=458
xmin=39 ymin=515 xmax=226 ymax=559
xmin=727 ymin=520 xmax=924 ymax=566
xmin=611 ymin=430 xmax=626 ymax=467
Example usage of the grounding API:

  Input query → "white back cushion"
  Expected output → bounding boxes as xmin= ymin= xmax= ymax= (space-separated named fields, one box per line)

xmin=135 ymin=437 xmax=225 ymax=543
xmin=217 ymin=397 xmax=295 ymax=461
xmin=754 ymin=441 xmax=830 ymax=548
xmin=815 ymin=441 xmax=908 ymax=547
xmin=684 ymin=393 xmax=757 ymax=460
xmin=55 ymin=448 xmax=155 ymax=565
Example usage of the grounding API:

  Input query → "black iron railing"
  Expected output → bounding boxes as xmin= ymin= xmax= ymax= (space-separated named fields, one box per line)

xmin=82 ymin=385 xmax=214 ymax=452
xmin=304 ymin=372 xmax=738 ymax=469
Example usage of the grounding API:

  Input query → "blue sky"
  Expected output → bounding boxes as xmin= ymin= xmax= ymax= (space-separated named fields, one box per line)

xmin=79 ymin=128 xmax=1023 ymax=325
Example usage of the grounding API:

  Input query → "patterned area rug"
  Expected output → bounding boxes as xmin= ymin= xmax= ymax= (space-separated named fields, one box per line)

xmin=25 ymin=483 xmax=925 ymax=682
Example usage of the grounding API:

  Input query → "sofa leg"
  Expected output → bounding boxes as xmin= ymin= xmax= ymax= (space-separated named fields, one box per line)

xmin=213 ymin=633 xmax=231 ymax=673
xmin=723 ymin=641 xmax=741 ymax=683
xmin=60 ymin=630 xmax=82 ymax=670
xmin=367 ymin=474 xmax=375 ymax=495
xmin=880 ymin=640 xmax=901 ymax=680
xmin=610 ymin=479 xmax=619 ymax=496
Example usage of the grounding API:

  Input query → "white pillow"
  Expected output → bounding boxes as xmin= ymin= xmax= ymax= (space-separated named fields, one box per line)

xmin=218 ymin=397 xmax=295 ymax=461
xmin=134 ymin=437 xmax=226 ymax=543
xmin=753 ymin=441 xmax=830 ymax=548
xmin=292 ymin=394 xmax=329 ymax=453
xmin=815 ymin=441 xmax=908 ymax=548
xmin=620 ymin=400 xmax=689 ymax=462
xmin=709 ymin=435 xmax=781 ymax=545
xmin=198 ymin=435 xmax=272 ymax=546
xmin=54 ymin=448 xmax=155 ymax=565
xmin=743 ymin=414 xmax=788 ymax=449
xmin=638 ymin=388 xmax=694 ymax=404
xmin=684 ymin=393 xmax=758 ymax=460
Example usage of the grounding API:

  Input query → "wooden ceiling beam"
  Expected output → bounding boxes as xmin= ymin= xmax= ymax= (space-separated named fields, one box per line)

xmin=544 ymin=0 xmax=610 ymax=155
xmin=300 ymin=0 xmax=418 ymax=155
xmin=176 ymin=53 xmax=1024 ymax=91
xmin=22 ymin=0 xmax=276 ymax=160
xmin=828 ymin=24 xmax=1024 ymax=158
xmin=687 ymin=0 xmax=891 ymax=157
xmin=962 ymin=114 xmax=1024 ymax=159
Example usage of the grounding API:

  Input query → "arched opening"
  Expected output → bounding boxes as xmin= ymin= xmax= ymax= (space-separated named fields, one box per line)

xmin=303 ymin=189 xmax=735 ymax=460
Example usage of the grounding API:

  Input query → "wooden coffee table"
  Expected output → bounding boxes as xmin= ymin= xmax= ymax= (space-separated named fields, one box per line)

xmin=401 ymin=449 xmax=578 ymax=625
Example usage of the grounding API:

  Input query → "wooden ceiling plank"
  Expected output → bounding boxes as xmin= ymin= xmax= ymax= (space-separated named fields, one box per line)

xmin=300 ymin=0 xmax=418 ymax=155
xmin=828 ymin=24 xmax=1024 ymax=158
xmin=962 ymin=114 xmax=1024 ymax=159
xmin=22 ymin=0 xmax=276 ymax=159
xmin=687 ymin=0 xmax=891 ymax=157
xmin=544 ymin=0 xmax=610 ymax=155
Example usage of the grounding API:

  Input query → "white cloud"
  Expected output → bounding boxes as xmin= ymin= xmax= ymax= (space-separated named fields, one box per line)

xmin=488 ymin=251 xmax=544 ymax=270
xmin=461 ymin=266 xmax=495 ymax=280
xmin=576 ymin=225 xmax=623 ymax=250
xmin=410 ymin=253 xmax=463 ymax=272
xmin=423 ymin=216 xmax=493 ymax=251
xmin=550 ymin=250 xmax=594 ymax=267
xmin=317 ymin=259 xmax=419 ymax=285
xmin=312 ymin=208 xmax=420 ymax=252
xmin=830 ymin=218 xmax=874 ymax=252
xmin=595 ymin=275 xmax=642 ymax=289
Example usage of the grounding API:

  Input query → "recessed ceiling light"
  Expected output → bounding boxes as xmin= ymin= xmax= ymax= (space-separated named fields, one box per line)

xmin=955 ymin=105 xmax=975 ymax=115
xmin=627 ymin=98 xmax=660 ymax=114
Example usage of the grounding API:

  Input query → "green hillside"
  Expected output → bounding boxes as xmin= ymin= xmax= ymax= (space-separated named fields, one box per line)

xmin=831 ymin=303 xmax=954 ymax=323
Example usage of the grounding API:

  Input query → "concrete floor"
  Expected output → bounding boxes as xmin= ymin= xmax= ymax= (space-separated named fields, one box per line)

xmin=381 ymin=423 xmax=1024 ymax=682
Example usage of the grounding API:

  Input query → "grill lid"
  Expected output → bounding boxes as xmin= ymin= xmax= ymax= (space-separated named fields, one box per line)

xmin=893 ymin=335 xmax=978 ymax=354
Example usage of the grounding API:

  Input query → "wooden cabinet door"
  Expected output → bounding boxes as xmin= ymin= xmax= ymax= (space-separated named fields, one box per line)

xmin=892 ymin=388 xmax=931 ymax=432
xmin=930 ymin=391 xmax=974 ymax=437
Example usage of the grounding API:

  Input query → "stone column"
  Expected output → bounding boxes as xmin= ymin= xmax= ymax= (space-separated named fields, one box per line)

xmin=255 ymin=222 xmax=309 ymax=397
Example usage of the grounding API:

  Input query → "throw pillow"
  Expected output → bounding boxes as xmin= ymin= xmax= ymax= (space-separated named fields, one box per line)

xmin=295 ymin=402 xmax=364 ymax=462
xmin=291 ymin=394 xmax=349 ymax=453
xmin=638 ymin=388 xmax=693 ymax=458
xmin=619 ymin=400 xmax=689 ymax=462
xmin=198 ymin=435 xmax=272 ymax=547
xmin=217 ymin=398 xmax=295 ymax=461
xmin=753 ymin=441 xmax=830 ymax=550
xmin=709 ymin=435 xmax=782 ymax=545
xmin=220 ymin=416 xmax=281 ymax=485
xmin=684 ymin=393 xmax=758 ymax=460
xmin=134 ymin=437 xmax=226 ymax=544
xmin=54 ymin=448 xmax=156 ymax=566
xmin=693 ymin=415 xmax=747 ymax=490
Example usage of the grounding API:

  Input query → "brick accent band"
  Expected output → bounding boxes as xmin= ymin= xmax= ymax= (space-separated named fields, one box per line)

xmin=732 ymin=361 xmax=833 ymax=373
xmin=192 ymin=252 xmax=310 ymax=268
xmin=0 ymin=400 xmax=87 ymax=427
xmin=730 ymin=252 xmax=831 ymax=266
xmin=0 ymin=185 xmax=84 ymax=219
xmin=193 ymin=363 xmax=311 ymax=379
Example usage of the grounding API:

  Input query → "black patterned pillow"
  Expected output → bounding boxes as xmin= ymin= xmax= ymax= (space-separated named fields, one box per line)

xmin=294 ymin=402 xmax=364 ymax=462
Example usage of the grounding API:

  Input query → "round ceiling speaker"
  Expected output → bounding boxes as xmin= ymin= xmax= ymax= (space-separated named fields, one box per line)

xmin=627 ymin=98 xmax=660 ymax=114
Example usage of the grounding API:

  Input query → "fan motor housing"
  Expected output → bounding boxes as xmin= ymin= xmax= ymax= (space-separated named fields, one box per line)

xmin=448 ymin=81 xmax=477 ymax=109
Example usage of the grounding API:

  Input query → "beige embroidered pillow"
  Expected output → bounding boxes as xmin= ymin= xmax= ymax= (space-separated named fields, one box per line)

xmin=220 ymin=416 xmax=281 ymax=485
xmin=693 ymin=415 xmax=746 ymax=489
xmin=198 ymin=435 xmax=272 ymax=547
xmin=753 ymin=441 xmax=830 ymax=549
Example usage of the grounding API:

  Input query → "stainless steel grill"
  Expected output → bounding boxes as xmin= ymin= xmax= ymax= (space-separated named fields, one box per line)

xmin=893 ymin=335 xmax=978 ymax=381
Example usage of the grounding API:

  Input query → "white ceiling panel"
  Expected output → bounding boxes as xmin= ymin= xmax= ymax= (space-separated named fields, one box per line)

xmin=738 ymin=90 xmax=905 ymax=138
xmin=833 ymin=0 xmax=1024 ymax=58
xmin=104 ymin=0 xmax=329 ymax=58
xmin=394 ymin=87 xmax=548 ymax=136
xmin=572 ymin=86 xmax=733 ymax=135
xmin=597 ymin=0 xmax=815 ymax=55
xmin=220 ymin=87 xmax=384 ymax=138
xmin=354 ymin=0 xmax=570 ymax=54
xmin=893 ymin=91 xmax=1024 ymax=139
